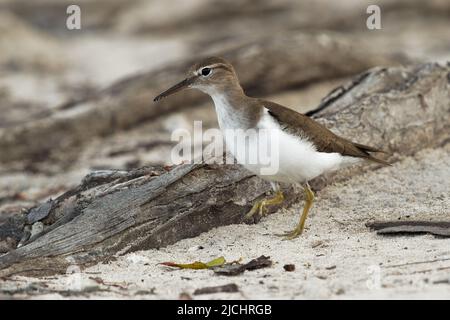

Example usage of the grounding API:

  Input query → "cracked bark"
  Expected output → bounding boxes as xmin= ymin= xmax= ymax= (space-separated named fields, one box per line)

xmin=0 ymin=62 xmax=448 ymax=277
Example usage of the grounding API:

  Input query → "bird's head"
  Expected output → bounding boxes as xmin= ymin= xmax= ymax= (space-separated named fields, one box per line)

xmin=154 ymin=57 xmax=240 ymax=102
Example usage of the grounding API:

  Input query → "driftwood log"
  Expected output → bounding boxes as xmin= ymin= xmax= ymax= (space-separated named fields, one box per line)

xmin=0 ymin=62 xmax=448 ymax=277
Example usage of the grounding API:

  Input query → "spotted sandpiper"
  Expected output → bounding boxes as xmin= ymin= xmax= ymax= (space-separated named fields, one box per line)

xmin=154 ymin=57 xmax=389 ymax=239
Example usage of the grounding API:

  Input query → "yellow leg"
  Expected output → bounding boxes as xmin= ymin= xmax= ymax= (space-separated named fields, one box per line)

xmin=280 ymin=183 xmax=315 ymax=240
xmin=244 ymin=190 xmax=284 ymax=223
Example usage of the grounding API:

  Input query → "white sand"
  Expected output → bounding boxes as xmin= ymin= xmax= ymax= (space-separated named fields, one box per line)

xmin=2 ymin=145 xmax=450 ymax=299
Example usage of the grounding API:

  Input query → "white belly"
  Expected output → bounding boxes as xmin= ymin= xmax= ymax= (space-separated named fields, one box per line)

xmin=216 ymin=105 xmax=360 ymax=183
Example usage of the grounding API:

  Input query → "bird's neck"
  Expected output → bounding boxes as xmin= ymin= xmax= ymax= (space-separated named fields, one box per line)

xmin=209 ymin=88 xmax=262 ymax=130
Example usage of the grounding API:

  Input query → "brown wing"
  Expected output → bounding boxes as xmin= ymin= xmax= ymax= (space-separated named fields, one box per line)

xmin=261 ymin=100 xmax=390 ymax=165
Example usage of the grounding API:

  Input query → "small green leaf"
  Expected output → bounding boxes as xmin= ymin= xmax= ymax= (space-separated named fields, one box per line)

xmin=159 ymin=256 xmax=226 ymax=270
xmin=205 ymin=256 xmax=226 ymax=268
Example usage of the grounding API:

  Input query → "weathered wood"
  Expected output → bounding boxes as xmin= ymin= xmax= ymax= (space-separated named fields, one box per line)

xmin=367 ymin=221 xmax=450 ymax=237
xmin=0 ymin=62 xmax=448 ymax=277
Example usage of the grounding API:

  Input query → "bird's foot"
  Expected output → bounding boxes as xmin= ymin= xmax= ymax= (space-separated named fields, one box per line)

xmin=276 ymin=183 xmax=314 ymax=240
xmin=243 ymin=191 xmax=284 ymax=224
xmin=277 ymin=224 xmax=305 ymax=240
xmin=243 ymin=200 xmax=265 ymax=224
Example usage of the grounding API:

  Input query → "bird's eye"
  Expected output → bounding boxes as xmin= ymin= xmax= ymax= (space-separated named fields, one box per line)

xmin=201 ymin=67 xmax=211 ymax=76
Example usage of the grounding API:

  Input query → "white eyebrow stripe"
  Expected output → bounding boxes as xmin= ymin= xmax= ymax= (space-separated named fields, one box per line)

xmin=195 ymin=63 xmax=228 ymax=75
xmin=205 ymin=63 xmax=223 ymax=69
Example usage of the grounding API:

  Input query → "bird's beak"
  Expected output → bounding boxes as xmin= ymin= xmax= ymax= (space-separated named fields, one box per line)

xmin=153 ymin=76 xmax=196 ymax=102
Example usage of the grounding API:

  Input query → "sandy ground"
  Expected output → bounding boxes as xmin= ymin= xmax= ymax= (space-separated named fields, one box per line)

xmin=1 ymin=144 xmax=449 ymax=299
xmin=1 ymin=0 xmax=449 ymax=301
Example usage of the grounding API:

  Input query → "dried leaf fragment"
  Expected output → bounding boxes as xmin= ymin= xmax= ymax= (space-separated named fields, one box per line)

xmin=213 ymin=255 xmax=272 ymax=276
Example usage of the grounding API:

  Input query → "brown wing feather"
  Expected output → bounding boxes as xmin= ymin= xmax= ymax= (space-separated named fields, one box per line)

xmin=261 ymin=100 xmax=390 ymax=165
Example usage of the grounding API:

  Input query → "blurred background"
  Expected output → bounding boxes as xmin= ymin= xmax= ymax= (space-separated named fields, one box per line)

xmin=0 ymin=0 xmax=449 ymax=224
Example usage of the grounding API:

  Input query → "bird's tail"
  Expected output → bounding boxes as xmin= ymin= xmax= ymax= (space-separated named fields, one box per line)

xmin=366 ymin=155 xmax=392 ymax=166
xmin=353 ymin=142 xmax=392 ymax=166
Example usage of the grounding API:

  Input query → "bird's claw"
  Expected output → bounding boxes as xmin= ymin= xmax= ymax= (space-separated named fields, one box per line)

xmin=243 ymin=191 xmax=284 ymax=224
xmin=276 ymin=226 xmax=304 ymax=240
